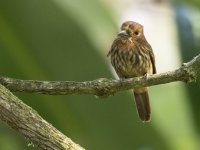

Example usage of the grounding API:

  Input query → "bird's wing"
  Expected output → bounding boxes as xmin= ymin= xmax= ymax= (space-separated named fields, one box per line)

xmin=149 ymin=46 xmax=156 ymax=74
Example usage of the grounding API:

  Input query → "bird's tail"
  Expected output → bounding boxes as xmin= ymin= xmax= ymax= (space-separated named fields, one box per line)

xmin=133 ymin=88 xmax=151 ymax=122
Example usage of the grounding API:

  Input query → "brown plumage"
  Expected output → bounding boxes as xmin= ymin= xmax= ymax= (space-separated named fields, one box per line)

xmin=107 ymin=21 xmax=156 ymax=122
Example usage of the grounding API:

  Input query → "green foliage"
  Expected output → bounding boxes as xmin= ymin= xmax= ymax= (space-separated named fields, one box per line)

xmin=0 ymin=0 xmax=199 ymax=150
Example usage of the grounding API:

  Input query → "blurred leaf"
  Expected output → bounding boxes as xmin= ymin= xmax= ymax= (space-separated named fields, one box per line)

xmin=176 ymin=4 xmax=200 ymax=137
xmin=52 ymin=0 xmax=117 ymax=50
xmin=175 ymin=0 xmax=200 ymax=8
xmin=0 ymin=0 xmax=170 ymax=150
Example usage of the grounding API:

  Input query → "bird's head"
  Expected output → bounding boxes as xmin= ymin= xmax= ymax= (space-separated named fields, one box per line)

xmin=118 ymin=21 xmax=144 ymax=38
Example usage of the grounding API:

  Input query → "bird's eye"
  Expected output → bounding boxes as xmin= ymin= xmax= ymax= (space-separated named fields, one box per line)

xmin=134 ymin=31 xmax=139 ymax=36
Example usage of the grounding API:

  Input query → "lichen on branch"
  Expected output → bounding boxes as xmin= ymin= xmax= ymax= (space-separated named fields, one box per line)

xmin=0 ymin=84 xmax=85 ymax=150
xmin=0 ymin=54 xmax=200 ymax=150
xmin=0 ymin=54 xmax=200 ymax=97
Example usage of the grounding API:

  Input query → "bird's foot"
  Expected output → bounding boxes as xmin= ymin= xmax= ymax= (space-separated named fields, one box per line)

xmin=143 ymin=73 xmax=149 ymax=80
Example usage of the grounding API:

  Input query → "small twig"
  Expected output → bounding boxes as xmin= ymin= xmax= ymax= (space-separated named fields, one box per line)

xmin=0 ymin=54 xmax=200 ymax=97
xmin=0 ymin=84 xmax=85 ymax=150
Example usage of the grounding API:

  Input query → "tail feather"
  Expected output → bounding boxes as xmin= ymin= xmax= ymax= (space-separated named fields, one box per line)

xmin=134 ymin=89 xmax=151 ymax=122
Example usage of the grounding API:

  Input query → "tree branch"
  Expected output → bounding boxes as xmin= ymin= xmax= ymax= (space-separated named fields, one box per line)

xmin=0 ymin=54 xmax=200 ymax=97
xmin=0 ymin=54 xmax=200 ymax=150
xmin=0 ymin=84 xmax=85 ymax=150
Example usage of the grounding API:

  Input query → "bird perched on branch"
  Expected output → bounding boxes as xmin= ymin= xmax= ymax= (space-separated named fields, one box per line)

xmin=107 ymin=21 xmax=156 ymax=122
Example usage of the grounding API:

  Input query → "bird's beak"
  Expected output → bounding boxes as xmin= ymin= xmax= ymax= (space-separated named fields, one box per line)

xmin=117 ymin=30 xmax=128 ymax=37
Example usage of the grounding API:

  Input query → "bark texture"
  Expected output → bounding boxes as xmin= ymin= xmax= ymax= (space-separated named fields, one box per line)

xmin=0 ymin=54 xmax=200 ymax=97
xmin=0 ymin=54 xmax=200 ymax=150
xmin=0 ymin=84 xmax=85 ymax=150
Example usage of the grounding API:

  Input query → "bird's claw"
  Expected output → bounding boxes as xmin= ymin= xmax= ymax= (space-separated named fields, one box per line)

xmin=143 ymin=73 xmax=149 ymax=80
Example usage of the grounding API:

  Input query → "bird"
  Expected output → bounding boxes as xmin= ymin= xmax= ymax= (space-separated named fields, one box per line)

xmin=107 ymin=21 xmax=156 ymax=122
